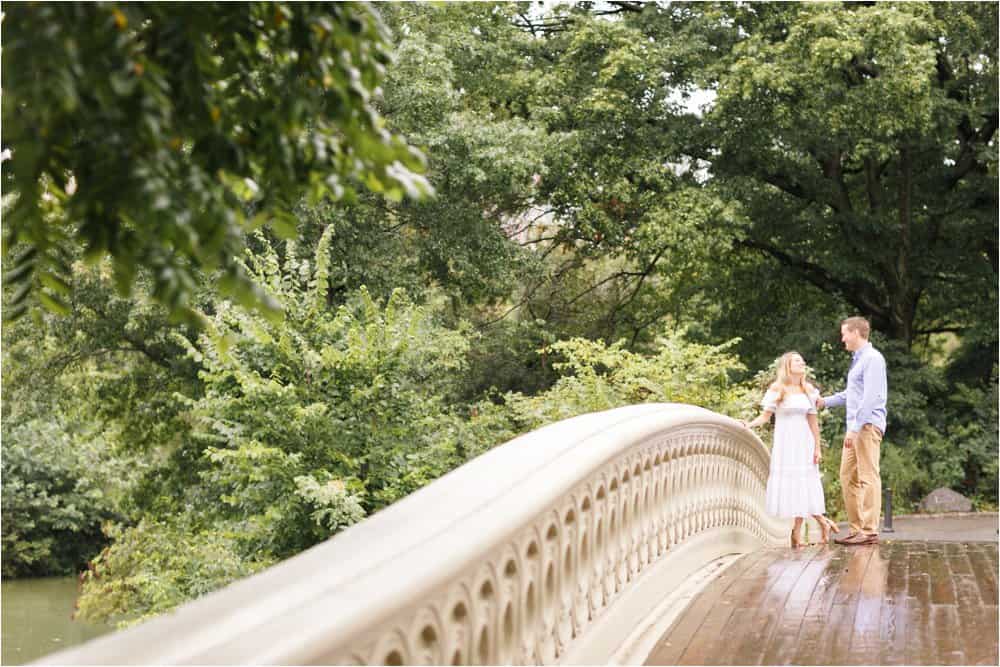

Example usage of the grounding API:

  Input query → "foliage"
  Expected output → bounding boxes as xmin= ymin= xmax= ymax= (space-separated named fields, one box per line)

xmin=76 ymin=518 xmax=269 ymax=627
xmin=496 ymin=331 xmax=750 ymax=432
xmin=2 ymin=1 xmax=995 ymax=632
xmin=3 ymin=1 xmax=431 ymax=320
xmin=74 ymin=231 xmax=477 ymax=620
xmin=1 ymin=419 xmax=116 ymax=577
xmin=178 ymin=229 xmax=472 ymax=512
xmin=2 ymin=262 xmax=202 ymax=446
xmin=944 ymin=372 xmax=999 ymax=508
xmin=701 ymin=1 xmax=998 ymax=347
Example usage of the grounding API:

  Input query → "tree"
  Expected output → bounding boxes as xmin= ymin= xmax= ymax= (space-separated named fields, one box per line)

xmin=697 ymin=2 xmax=998 ymax=348
xmin=2 ymin=2 xmax=431 ymax=320
xmin=452 ymin=2 xmax=996 ymax=357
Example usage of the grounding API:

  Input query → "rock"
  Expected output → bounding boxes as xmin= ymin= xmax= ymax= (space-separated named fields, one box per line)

xmin=917 ymin=487 xmax=973 ymax=513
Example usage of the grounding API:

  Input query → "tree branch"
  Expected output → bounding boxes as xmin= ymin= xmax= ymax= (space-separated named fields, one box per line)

xmin=863 ymin=156 xmax=883 ymax=211
xmin=121 ymin=333 xmax=173 ymax=370
xmin=895 ymin=145 xmax=913 ymax=298
xmin=914 ymin=325 xmax=966 ymax=335
xmin=760 ymin=170 xmax=812 ymax=203
xmin=595 ymin=2 xmax=647 ymax=16
xmin=946 ymin=110 xmax=998 ymax=190
xmin=737 ymin=237 xmax=888 ymax=319
xmin=617 ymin=246 xmax=667 ymax=312
xmin=758 ymin=158 xmax=878 ymax=259
xmin=815 ymin=150 xmax=854 ymax=214
xmin=565 ymin=268 xmax=643 ymax=307
xmin=85 ymin=301 xmax=175 ymax=370
xmin=512 ymin=14 xmax=572 ymax=35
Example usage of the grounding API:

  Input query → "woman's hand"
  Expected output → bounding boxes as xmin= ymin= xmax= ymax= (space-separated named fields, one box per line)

xmin=741 ymin=419 xmax=754 ymax=429
xmin=813 ymin=446 xmax=822 ymax=465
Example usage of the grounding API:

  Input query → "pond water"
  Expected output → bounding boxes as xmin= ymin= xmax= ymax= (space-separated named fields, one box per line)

xmin=1 ymin=576 xmax=114 ymax=665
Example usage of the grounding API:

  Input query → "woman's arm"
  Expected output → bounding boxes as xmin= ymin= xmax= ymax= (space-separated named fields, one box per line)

xmin=742 ymin=409 xmax=774 ymax=429
xmin=807 ymin=412 xmax=822 ymax=464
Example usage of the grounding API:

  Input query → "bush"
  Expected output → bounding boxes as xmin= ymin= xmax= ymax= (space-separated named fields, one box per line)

xmin=1 ymin=419 xmax=114 ymax=577
xmin=76 ymin=519 xmax=270 ymax=626
xmin=74 ymin=231 xmax=482 ymax=618
xmin=492 ymin=331 xmax=750 ymax=433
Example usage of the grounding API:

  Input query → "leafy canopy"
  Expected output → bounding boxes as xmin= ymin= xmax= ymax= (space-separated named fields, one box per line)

xmin=2 ymin=2 xmax=432 ymax=321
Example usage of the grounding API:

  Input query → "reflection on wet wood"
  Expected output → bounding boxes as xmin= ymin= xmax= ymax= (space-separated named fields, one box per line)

xmin=644 ymin=549 xmax=772 ymax=665
xmin=791 ymin=547 xmax=852 ymax=666
xmin=968 ymin=543 xmax=998 ymax=605
xmin=645 ymin=541 xmax=999 ymax=666
xmin=878 ymin=543 xmax=909 ymax=666
xmin=759 ymin=552 xmax=831 ymax=666
xmin=679 ymin=550 xmax=787 ymax=666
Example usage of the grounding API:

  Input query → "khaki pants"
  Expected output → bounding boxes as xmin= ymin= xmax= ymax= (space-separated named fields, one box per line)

xmin=840 ymin=424 xmax=883 ymax=534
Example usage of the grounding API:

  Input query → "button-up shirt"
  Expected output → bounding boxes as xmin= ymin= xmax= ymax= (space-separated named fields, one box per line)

xmin=823 ymin=342 xmax=888 ymax=434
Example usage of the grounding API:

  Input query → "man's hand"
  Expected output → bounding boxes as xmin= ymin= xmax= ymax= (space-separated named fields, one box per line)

xmin=815 ymin=396 xmax=826 ymax=410
xmin=843 ymin=431 xmax=858 ymax=449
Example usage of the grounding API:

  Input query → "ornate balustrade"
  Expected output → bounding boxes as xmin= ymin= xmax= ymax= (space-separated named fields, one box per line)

xmin=41 ymin=404 xmax=788 ymax=665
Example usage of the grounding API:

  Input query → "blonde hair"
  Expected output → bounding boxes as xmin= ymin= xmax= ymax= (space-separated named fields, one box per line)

xmin=769 ymin=351 xmax=815 ymax=406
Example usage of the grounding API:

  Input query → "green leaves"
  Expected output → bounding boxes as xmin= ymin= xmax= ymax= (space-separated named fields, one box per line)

xmin=3 ymin=2 xmax=433 ymax=321
xmin=720 ymin=3 xmax=940 ymax=143
xmin=495 ymin=331 xmax=748 ymax=432
xmin=703 ymin=2 xmax=997 ymax=345
xmin=1 ymin=420 xmax=116 ymax=577
xmin=293 ymin=475 xmax=365 ymax=532
xmin=76 ymin=518 xmax=270 ymax=627
xmin=176 ymin=236 xmax=472 ymax=551
xmin=4 ymin=2 xmax=995 ymax=630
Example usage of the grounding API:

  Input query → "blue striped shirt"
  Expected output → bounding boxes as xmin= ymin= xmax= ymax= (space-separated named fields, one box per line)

xmin=823 ymin=343 xmax=888 ymax=434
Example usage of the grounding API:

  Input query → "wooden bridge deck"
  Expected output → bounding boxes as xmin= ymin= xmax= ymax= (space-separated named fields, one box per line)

xmin=645 ymin=541 xmax=998 ymax=665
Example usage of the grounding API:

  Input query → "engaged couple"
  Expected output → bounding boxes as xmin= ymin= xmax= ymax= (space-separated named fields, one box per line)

xmin=742 ymin=316 xmax=888 ymax=548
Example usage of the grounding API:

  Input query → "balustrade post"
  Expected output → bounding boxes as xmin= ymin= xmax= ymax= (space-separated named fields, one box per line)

xmin=882 ymin=486 xmax=894 ymax=533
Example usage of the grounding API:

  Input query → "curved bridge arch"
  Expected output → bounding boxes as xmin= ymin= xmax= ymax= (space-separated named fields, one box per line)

xmin=41 ymin=404 xmax=788 ymax=665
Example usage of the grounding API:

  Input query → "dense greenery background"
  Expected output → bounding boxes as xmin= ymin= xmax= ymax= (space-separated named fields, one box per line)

xmin=3 ymin=1 xmax=996 ymax=626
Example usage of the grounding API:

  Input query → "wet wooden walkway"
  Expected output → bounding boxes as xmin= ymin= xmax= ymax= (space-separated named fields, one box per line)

xmin=646 ymin=541 xmax=999 ymax=665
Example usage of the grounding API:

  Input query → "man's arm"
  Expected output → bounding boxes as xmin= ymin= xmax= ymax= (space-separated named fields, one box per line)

xmin=820 ymin=390 xmax=847 ymax=410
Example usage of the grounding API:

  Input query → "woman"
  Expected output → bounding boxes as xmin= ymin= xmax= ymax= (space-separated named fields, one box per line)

xmin=742 ymin=351 xmax=839 ymax=547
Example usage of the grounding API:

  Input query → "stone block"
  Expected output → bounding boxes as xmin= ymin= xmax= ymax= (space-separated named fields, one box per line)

xmin=917 ymin=487 xmax=973 ymax=513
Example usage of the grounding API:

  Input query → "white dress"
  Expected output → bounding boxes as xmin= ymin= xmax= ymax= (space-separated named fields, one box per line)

xmin=762 ymin=388 xmax=826 ymax=518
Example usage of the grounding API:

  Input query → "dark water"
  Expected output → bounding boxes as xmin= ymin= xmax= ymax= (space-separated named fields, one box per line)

xmin=1 ymin=577 xmax=113 ymax=665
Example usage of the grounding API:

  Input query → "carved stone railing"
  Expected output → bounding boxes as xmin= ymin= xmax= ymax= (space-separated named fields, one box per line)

xmin=41 ymin=404 xmax=789 ymax=665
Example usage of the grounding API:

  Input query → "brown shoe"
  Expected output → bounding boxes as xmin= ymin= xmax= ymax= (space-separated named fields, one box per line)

xmin=834 ymin=532 xmax=869 ymax=545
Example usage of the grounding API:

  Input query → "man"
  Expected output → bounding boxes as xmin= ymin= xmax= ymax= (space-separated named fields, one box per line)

xmin=816 ymin=316 xmax=888 ymax=546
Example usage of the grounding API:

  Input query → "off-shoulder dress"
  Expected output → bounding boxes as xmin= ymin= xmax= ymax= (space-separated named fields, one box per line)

xmin=761 ymin=388 xmax=826 ymax=518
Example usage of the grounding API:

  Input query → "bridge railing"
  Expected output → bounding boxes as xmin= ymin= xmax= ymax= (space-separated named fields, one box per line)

xmin=41 ymin=403 xmax=788 ymax=665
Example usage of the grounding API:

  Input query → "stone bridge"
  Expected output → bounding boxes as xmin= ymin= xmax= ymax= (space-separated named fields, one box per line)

xmin=39 ymin=404 xmax=998 ymax=665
